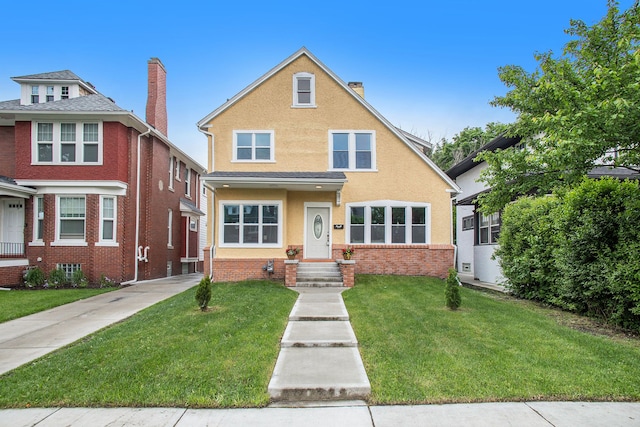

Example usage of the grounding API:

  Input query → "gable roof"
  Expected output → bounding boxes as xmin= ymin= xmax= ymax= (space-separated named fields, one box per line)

xmin=445 ymin=134 xmax=522 ymax=179
xmin=197 ymin=47 xmax=459 ymax=192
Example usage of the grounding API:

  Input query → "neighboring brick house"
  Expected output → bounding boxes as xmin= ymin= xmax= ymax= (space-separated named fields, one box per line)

xmin=197 ymin=47 xmax=460 ymax=283
xmin=0 ymin=59 xmax=205 ymax=287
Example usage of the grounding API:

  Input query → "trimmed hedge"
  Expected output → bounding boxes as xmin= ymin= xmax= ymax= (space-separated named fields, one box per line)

xmin=496 ymin=177 xmax=640 ymax=331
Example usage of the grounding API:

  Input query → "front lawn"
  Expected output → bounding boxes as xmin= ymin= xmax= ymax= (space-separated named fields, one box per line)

xmin=0 ymin=281 xmax=297 ymax=408
xmin=343 ymin=275 xmax=640 ymax=405
xmin=0 ymin=288 xmax=116 ymax=323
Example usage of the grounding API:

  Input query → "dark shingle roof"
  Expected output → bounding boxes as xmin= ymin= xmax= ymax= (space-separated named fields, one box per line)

xmin=0 ymin=94 xmax=126 ymax=113
xmin=11 ymin=70 xmax=83 ymax=81
xmin=446 ymin=134 xmax=522 ymax=179
xmin=204 ymin=171 xmax=347 ymax=180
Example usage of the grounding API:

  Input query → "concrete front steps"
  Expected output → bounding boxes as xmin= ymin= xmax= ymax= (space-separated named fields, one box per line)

xmin=295 ymin=262 xmax=343 ymax=287
xmin=268 ymin=288 xmax=371 ymax=403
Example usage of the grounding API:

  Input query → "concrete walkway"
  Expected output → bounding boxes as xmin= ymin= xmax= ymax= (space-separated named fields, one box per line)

xmin=3 ymin=401 xmax=640 ymax=426
xmin=268 ymin=287 xmax=371 ymax=401
xmin=0 ymin=273 xmax=202 ymax=375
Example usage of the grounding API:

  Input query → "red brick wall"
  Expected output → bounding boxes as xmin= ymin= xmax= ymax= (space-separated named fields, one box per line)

xmin=334 ymin=244 xmax=454 ymax=279
xmin=0 ymin=126 xmax=15 ymax=177
xmin=212 ymin=258 xmax=286 ymax=283
xmin=0 ymin=266 xmax=26 ymax=287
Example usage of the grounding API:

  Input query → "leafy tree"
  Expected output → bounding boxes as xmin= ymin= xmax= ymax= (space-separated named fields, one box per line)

xmin=430 ymin=122 xmax=509 ymax=170
xmin=478 ymin=0 xmax=640 ymax=212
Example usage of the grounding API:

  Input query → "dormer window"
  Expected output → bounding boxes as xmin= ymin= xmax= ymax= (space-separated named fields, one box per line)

xmin=46 ymin=86 xmax=54 ymax=102
xmin=31 ymin=86 xmax=39 ymax=104
xmin=292 ymin=72 xmax=315 ymax=107
xmin=61 ymin=86 xmax=69 ymax=99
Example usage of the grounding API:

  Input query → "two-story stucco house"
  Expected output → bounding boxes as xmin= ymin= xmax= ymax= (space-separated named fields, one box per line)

xmin=197 ymin=47 xmax=460 ymax=284
xmin=0 ymin=58 xmax=205 ymax=287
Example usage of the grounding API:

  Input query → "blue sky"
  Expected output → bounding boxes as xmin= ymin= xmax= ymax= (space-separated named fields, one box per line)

xmin=1 ymin=0 xmax=633 ymax=164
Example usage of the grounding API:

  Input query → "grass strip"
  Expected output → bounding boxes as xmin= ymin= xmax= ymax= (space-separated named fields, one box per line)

xmin=343 ymin=275 xmax=640 ymax=405
xmin=0 ymin=281 xmax=297 ymax=408
xmin=0 ymin=288 xmax=116 ymax=323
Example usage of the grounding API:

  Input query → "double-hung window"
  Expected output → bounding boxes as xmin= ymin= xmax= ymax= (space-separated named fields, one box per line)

xmin=61 ymin=86 xmax=69 ymax=99
xmin=233 ymin=131 xmax=274 ymax=162
xmin=221 ymin=201 xmax=281 ymax=247
xmin=169 ymin=156 xmax=175 ymax=190
xmin=292 ymin=72 xmax=315 ymax=107
xmin=31 ymin=86 xmax=39 ymax=104
xmin=347 ymin=203 xmax=429 ymax=244
xmin=99 ymin=196 xmax=117 ymax=244
xmin=478 ymin=212 xmax=500 ymax=244
xmin=33 ymin=121 xmax=102 ymax=164
xmin=33 ymin=196 xmax=44 ymax=242
xmin=329 ymin=131 xmax=375 ymax=171
xmin=185 ymin=168 xmax=191 ymax=197
xmin=57 ymin=196 xmax=86 ymax=242
xmin=46 ymin=86 xmax=54 ymax=102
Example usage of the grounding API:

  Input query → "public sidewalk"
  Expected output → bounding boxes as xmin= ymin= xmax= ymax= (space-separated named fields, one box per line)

xmin=0 ymin=273 xmax=201 ymax=375
xmin=2 ymin=401 xmax=640 ymax=426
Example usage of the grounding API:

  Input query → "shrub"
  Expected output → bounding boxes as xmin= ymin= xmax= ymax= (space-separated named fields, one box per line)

xmin=99 ymin=274 xmax=118 ymax=288
xmin=48 ymin=268 xmax=68 ymax=289
xmin=195 ymin=275 xmax=212 ymax=311
xmin=24 ymin=267 xmax=45 ymax=288
xmin=445 ymin=268 xmax=461 ymax=310
xmin=72 ymin=269 xmax=88 ymax=288
xmin=495 ymin=196 xmax=561 ymax=303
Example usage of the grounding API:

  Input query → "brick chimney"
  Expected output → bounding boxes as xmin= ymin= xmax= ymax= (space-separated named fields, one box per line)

xmin=146 ymin=58 xmax=167 ymax=136
xmin=348 ymin=81 xmax=364 ymax=98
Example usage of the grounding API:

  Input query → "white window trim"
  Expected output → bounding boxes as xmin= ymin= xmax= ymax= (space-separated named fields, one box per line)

xmin=31 ymin=121 xmax=103 ymax=165
xmin=168 ymin=209 xmax=173 ymax=248
xmin=345 ymin=201 xmax=430 ymax=245
xmin=175 ymin=160 xmax=181 ymax=182
xmin=292 ymin=72 xmax=316 ymax=108
xmin=185 ymin=168 xmax=191 ymax=197
xmin=169 ymin=156 xmax=175 ymax=190
xmin=328 ymin=130 xmax=377 ymax=171
xmin=218 ymin=200 xmax=283 ymax=248
xmin=232 ymin=130 xmax=275 ymax=162
xmin=52 ymin=195 xmax=87 ymax=247
xmin=478 ymin=212 xmax=500 ymax=245
xmin=30 ymin=195 xmax=44 ymax=245
xmin=96 ymin=195 xmax=118 ymax=247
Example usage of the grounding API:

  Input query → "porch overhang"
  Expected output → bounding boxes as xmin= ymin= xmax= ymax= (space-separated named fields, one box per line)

xmin=180 ymin=198 xmax=205 ymax=216
xmin=203 ymin=171 xmax=347 ymax=192
xmin=0 ymin=179 xmax=36 ymax=198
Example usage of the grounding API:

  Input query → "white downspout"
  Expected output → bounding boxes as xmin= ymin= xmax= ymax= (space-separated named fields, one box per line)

xmin=198 ymin=126 xmax=214 ymax=279
xmin=123 ymin=128 xmax=152 ymax=285
xmin=446 ymin=188 xmax=459 ymax=271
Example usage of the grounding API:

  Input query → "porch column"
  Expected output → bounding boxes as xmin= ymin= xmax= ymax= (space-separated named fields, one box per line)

xmin=338 ymin=259 xmax=355 ymax=288
xmin=284 ymin=259 xmax=298 ymax=287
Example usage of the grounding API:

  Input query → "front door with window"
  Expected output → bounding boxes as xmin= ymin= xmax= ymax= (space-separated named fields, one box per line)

xmin=305 ymin=206 xmax=331 ymax=259
xmin=1 ymin=199 xmax=25 ymax=256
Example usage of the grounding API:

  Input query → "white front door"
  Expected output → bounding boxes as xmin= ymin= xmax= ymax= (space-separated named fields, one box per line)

xmin=1 ymin=199 xmax=25 ymax=255
xmin=305 ymin=206 xmax=331 ymax=259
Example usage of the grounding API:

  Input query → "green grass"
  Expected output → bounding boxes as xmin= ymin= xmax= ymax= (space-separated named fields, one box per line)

xmin=343 ymin=275 xmax=640 ymax=405
xmin=0 ymin=288 xmax=116 ymax=323
xmin=0 ymin=281 xmax=297 ymax=408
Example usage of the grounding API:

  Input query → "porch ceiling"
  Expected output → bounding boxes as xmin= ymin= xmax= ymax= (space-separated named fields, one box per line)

xmin=203 ymin=171 xmax=347 ymax=192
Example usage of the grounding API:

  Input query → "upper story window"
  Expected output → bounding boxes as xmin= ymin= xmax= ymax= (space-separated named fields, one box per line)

xmin=233 ymin=131 xmax=274 ymax=162
xmin=347 ymin=202 xmax=429 ymax=244
xmin=46 ymin=86 xmax=54 ymax=102
xmin=329 ymin=131 xmax=376 ymax=171
xmin=61 ymin=86 xmax=69 ymax=99
xmin=292 ymin=72 xmax=316 ymax=107
xmin=33 ymin=121 xmax=102 ymax=165
xmin=169 ymin=156 xmax=175 ymax=190
xmin=185 ymin=168 xmax=191 ymax=197
xmin=31 ymin=86 xmax=39 ymax=104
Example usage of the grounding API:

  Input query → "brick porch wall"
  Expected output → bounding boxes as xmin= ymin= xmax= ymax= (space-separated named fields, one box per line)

xmin=210 ymin=258 xmax=286 ymax=283
xmin=0 ymin=264 xmax=28 ymax=287
xmin=333 ymin=244 xmax=454 ymax=279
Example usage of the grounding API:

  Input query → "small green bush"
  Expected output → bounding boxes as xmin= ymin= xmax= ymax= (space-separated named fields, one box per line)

xmin=24 ymin=267 xmax=45 ymax=288
xmin=48 ymin=268 xmax=68 ymax=289
xmin=72 ymin=269 xmax=88 ymax=288
xmin=445 ymin=268 xmax=461 ymax=310
xmin=195 ymin=275 xmax=212 ymax=311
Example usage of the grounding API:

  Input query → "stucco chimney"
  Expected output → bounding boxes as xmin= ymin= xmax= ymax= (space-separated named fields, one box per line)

xmin=348 ymin=81 xmax=364 ymax=98
xmin=146 ymin=58 xmax=167 ymax=136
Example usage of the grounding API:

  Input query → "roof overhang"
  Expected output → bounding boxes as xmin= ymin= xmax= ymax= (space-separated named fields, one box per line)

xmin=0 ymin=181 xmax=37 ymax=198
xmin=203 ymin=171 xmax=347 ymax=192
xmin=180 ymin=198 xmax=205 ymax=216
